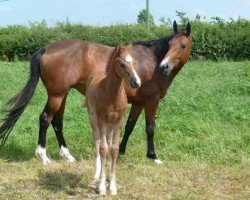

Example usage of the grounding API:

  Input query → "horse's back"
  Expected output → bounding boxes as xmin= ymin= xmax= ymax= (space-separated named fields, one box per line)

xmin=39 ymin=39 xmax=113 ymax=95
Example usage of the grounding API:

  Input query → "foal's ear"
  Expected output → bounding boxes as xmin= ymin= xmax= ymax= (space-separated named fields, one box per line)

xmin=186 ymin=22 xmax=191 ymax=36
xmin=173 ymin=20 xmax=178 ymax=34
xmin=114 ymin=45 xmax=122 ymax=55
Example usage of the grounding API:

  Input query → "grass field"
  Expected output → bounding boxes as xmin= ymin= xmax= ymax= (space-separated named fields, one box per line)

xmin=0 ymin=61 xmax=249 ymax=199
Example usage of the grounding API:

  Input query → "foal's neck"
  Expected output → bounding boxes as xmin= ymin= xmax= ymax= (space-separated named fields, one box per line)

xmin=106 ymin=66 xmax=124 ymax=97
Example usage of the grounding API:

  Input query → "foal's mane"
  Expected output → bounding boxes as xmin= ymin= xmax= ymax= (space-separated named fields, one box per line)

xmin=105 ymin=48 xmax=116 ymax=72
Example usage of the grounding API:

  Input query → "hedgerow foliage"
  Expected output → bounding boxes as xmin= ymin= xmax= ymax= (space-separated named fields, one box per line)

xmin=0 ymin=16 xmax=249 ymax=61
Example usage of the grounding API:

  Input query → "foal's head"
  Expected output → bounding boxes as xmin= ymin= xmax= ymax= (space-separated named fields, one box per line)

xmin=111 ymin=45 xmax=141 ymax=88
xmin=160 ymin=21 xmax=192 ymax=76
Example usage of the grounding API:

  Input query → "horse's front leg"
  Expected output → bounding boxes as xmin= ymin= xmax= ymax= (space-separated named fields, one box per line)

xmin=109 ymin=119 xmax=123 ymax=196
xmin=97 ymin=120 xmax=108 ymax=196
xmin=144 ymin=98 xmax=162 ymax=164
xmin=119 ymin=104 xmax=143 ymax=154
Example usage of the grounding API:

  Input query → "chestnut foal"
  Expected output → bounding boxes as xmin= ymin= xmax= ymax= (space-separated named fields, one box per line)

xmin=86 ymin=44 xmax=140 ymax=196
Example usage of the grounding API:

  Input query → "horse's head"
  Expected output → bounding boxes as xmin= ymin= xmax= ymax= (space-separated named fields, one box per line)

xmin=112 ymin=44 xmax=141 ymax=88
xmin=160 ymin=21 xmax=192 ymax=76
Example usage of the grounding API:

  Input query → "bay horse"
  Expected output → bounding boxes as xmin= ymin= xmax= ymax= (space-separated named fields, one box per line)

xmin=86 ymin=44 xmax=140 ymax=195
xmin=0 ymin=21 xmax=191 ymax=165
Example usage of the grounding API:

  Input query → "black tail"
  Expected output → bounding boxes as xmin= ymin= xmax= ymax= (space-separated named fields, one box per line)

xmin=0 ymin=47 xmax=46 ymax=148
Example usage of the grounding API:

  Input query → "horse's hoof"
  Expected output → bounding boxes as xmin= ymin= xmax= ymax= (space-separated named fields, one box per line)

xmin=60 ymin=147 xmax=76 ymax=163
xmin=110 ymin=189 xmax=117 ymax=196
xmin=67 ymin=156 xmax=76 ymax=163
xmin=99 ymin=189 xmax=106 ymax=196
xmin=154 ymin=159 xmax=163 ymax=165
xmin=42 ymin=158 xmax=51 ymax=165
xmin=35 ymin=146 xmax=51 ymax=165
xmin=36 ymin=155 xmax=51 ymax=165
xmin=119 ymin=145 xmax=126 ymax=155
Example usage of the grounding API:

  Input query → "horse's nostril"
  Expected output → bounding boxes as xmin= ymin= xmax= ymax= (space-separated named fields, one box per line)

xmin=166 ymin=65 xmax=169 ymax=69
xmin=130 ymin=79 xmax=140 ymax=88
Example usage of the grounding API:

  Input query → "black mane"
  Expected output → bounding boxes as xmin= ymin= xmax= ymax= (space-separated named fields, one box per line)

xmin=132 ymin=34 xmax=174 ymax=63
xmin=132 ymin=28 xmax=188 ymax=63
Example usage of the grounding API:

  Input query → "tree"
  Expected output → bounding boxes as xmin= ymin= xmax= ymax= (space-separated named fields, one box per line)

xmin=137 ymin=9 xmax=154 ymax=26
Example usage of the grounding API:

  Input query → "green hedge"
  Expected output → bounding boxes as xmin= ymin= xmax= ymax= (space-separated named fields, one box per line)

xmin=0 ymin=18 xmax=249 ymax=61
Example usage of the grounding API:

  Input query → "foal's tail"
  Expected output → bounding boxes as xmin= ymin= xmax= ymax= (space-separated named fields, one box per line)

xmin=0 ymin=47 xmax=46 ymax=148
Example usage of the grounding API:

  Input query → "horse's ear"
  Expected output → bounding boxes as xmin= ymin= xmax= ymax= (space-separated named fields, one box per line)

xmin=114 ymin=45 xmax=122 ymax=55
xmin=186 ymin=22 xmax=191 ymax=36
xmin=173 ymin=20 xmax=178 ymax=34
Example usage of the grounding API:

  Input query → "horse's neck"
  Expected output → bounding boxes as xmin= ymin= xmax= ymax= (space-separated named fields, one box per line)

xmin=106 ymin=66 xmax=124 ymax=97
xmin=159 ymin=65 xmax=184 ymax=96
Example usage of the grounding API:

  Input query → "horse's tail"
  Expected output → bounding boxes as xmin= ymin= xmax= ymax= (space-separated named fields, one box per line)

xmin=0 ymin=47 xmax=46 ymax=148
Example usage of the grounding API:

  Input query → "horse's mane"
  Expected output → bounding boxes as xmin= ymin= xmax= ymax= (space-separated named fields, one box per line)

xmin=132 ymin=28 xmax=188 ymax=62
xmin=132 ymin=34 xmax=174 ymax=62
xmin=132 ymin=35 xmax=173 ymax=48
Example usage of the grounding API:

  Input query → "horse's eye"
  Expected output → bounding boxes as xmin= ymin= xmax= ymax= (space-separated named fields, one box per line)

xmin=181 ymin=44 xmax=186 ymax=50
xmin=119 ymin=63 xmax=126 ymax=68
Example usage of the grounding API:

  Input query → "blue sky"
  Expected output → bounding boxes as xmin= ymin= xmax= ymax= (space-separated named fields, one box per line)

xmin=0 ymin=0 xmax=250 ymax=27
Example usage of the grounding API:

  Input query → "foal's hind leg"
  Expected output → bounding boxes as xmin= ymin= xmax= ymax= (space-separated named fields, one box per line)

xmin=119 ymin=104 xmax=143 ymax=154
xmin=35 ymin=95 xmax=64 ymax=165
xmin=51 ymin=95 xmax=76 ymax=162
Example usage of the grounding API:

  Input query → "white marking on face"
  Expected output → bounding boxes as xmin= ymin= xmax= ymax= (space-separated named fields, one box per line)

xmin=125 ymin=54 xmax=133 ymax=63
xmin=160 ymin=56 xmax=174 ymax=75
xmin=160 ymin=56 xmax=170 ymax=67
xmin=132 ymin=68 xmax=141 ymax=86
xmin=35 ymin=145 xmax=51 ymax=165
xmin=60 ymin=146 xmax=76 ymax=162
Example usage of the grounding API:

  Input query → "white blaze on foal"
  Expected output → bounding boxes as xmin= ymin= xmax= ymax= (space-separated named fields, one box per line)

xmin=126 ymin=54 xmax=141 ymax=87
xmin=125 ymin=54 xmax=133 ymax=62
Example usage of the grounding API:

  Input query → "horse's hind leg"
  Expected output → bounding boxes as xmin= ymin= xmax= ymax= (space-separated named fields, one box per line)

xmin=144 ymin=99 xmax=162 ymax=164
xmin=35 ymin=95 xmax=64 ymax=165
xmin=119 ymin=104 xmax=143 ymax=154
xmin=51 ymin=95 xmax=76 ymax=163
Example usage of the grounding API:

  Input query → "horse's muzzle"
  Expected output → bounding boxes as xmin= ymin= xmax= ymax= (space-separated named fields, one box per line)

xmin=130 ymin=78 xmax=141 ymax=88
xmin=160 ymin=65 xmax=170 ymax=76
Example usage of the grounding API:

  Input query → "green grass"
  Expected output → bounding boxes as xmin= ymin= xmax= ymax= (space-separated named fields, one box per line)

xmin=0 ymin=61 xmax=249 ymax=199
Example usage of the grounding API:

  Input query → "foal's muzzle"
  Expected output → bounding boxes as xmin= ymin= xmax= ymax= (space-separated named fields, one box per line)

xmin=130 ymin=77 xmax=141 ymax=88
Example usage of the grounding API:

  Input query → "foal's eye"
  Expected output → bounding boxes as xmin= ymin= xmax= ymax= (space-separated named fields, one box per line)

xmin=119 ymin=63 xmax=126 ymax=68
xmin=181 ymin=44 xmax=186 ymax=50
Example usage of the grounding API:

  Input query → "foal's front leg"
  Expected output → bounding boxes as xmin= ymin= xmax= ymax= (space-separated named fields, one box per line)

xmin=98 ymin=120 xmax=109 ymax=196
xmin=109 ymin=120 xmax=123 ymax=196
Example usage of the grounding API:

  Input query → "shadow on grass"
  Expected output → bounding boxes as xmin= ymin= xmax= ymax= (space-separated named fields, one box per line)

xmin=38 ymin=170 xmax=97 ymax=196
xmin=0 ymin=142 xmax=34 ymax=162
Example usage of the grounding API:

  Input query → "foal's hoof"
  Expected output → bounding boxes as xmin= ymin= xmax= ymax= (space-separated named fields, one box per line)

xmin=99 ymin=189 xmax=106 ymax=196
xmin=110 ymin=189 xmax=117 ymax=196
